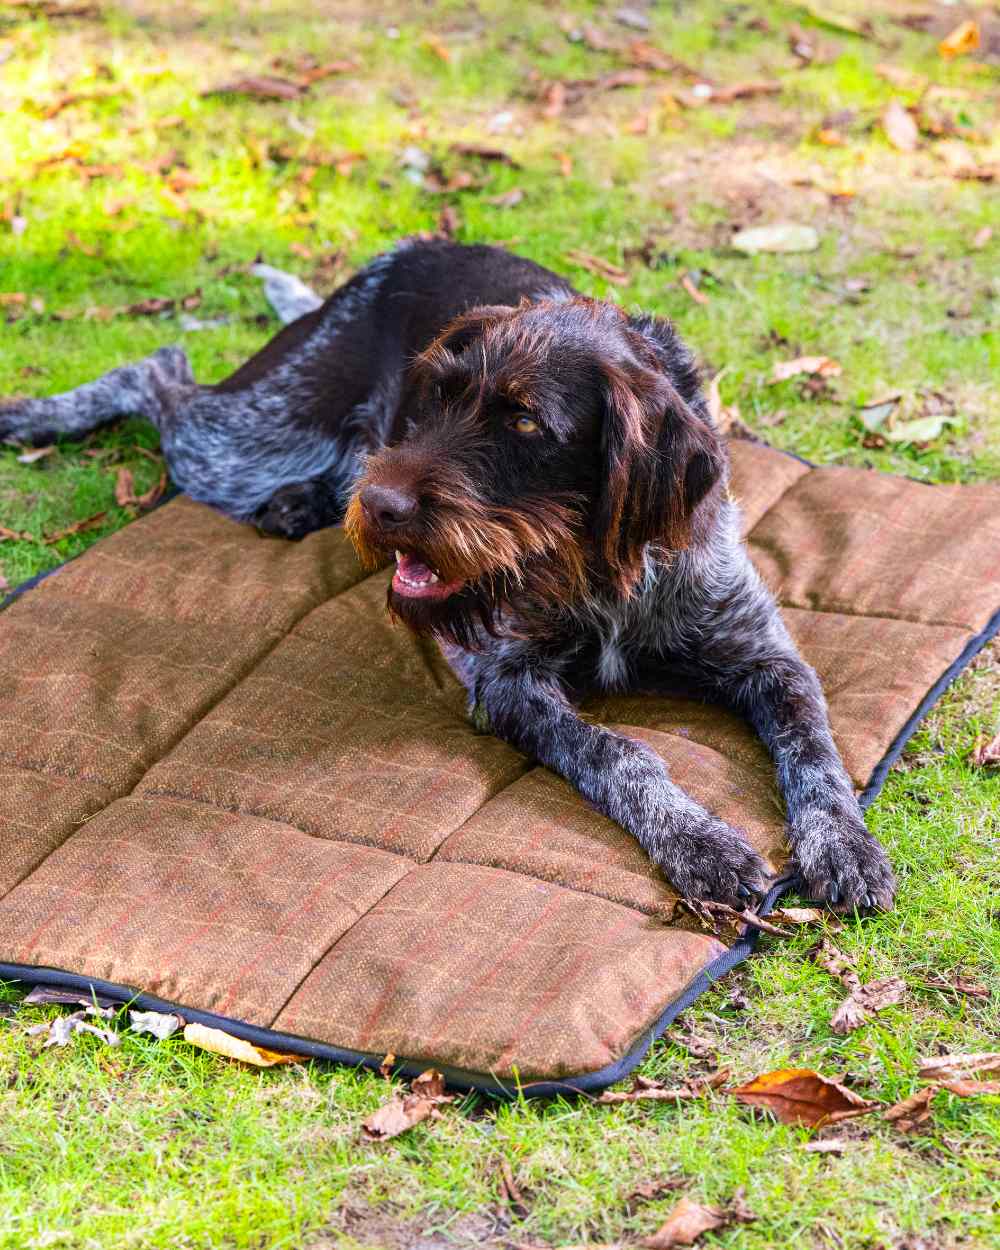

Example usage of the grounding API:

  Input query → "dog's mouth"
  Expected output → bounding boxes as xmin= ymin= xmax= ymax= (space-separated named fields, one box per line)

xmin=391 ymin=551 xmax=466 ymax=601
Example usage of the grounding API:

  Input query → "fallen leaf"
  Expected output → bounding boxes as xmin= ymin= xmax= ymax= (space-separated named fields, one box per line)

xmin=27 ymin=1008 xmax=120 ymax=1049
xmin=23 ymin=985 xmax=116 ymax=1009
xmin=885 ymin=1086 xmax=937 ymax=1132
xmin=830 ymin=976 xmax=905 ymax=1035
xmin=628 ymin=39 xmax=694 ymax=75
xmin=919 ymin=1052 xmax=1000 ymax=1080
xmin=615 ymin=7 xmax=650 ymax=32
xmin=801 ymin=3 xmax=872 ymax=37
xmin=485 ymin=187 xmax=525 ymax=207
xmin=437 ymin=204 xmax=461 ymax=238
xmin=422 ymin=34 xmax=452 ymax=63
xmin=679 ymin=272 xmax=708 ymax=305
xmin=730 ymin=1068 xmax=878 ymax=1128
xmin=971 ymin=732 xmax=1000 ymax=768
xmin=297 ymin=59 xmax=358 ymax=84
xmin=203 ymin=76 xmax=304 ymax=101
xmin=915 ymin=973 xmax=988 ymax=1000
xmin=972 ymin=226 xmax=993 ymax=250
xmin=378 ymin=1051 xmax=395 ymax=1079
xmin=564 ymin=250 xmax=629 ymax=285
xmin=710 ymin=81 xmax=781 ymax=103
xmin=732 ymin=224 xmax=819 ymax=254
xmin=498 ymin=1157 xmax=530 ymax=1217
xmin=940 ymin=1078 xmax=1000 ymax=1097
xmin=680 ymin=897 xmax=790 ymax=938
xmin=801 ymin=1138 xmax=854 ymax=1153
xmin=882 ymin=100 xmax=918 ymax=152
xmin=16 ymin=445 xmax=54 ymax=464
xmin=114 ymin=467 xmax=167 ymax=509
xmin=641 ymin=1197 xmax=726 ymax=1248
xmin=939 ymin=19 xmax=979 ymax=60
xmin=554 ymin=150 xmax=573 ymax=177
xmin=542 ymin=80 xmax=566 ymax=118
xmin=881 ymin=415 xmax=954 ymax=445
xmin=125 ymin=297 xmax=175 ymax=316
xmin=770 ymin=356 xmax=842 ymax=383
xmin=449 ymin=142 xmax=518 ymax=166
xmin=774 ymin=906 xmax=836 ymax=927
xmin=182 ymin=1022 xmax=301 ymax=1066
xmin=361 ymin=1067 xmax=454 ymax=1141
xmin=129 ymin=1009 xmax=183 ymax=1039
xmin=43 ymin=512 xmax=107 ymax=544
xmin=0 ymin=292 xmax=26 ymax=306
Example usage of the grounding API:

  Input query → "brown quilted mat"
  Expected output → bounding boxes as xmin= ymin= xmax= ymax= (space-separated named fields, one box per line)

xmin=1 ymin=441 xmax=998 ymax=1094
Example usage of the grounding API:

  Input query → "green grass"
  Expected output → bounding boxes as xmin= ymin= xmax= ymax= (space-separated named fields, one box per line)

xmin=1 ymin=1 xmax=999 ymax=1246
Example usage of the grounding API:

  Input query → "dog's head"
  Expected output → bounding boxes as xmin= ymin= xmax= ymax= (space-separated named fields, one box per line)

xmin=345 ymin=296 xmax=725 ymax=646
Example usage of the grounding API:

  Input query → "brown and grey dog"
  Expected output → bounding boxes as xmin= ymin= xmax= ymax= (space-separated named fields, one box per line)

xmin=1 ymin=237 xmax=896 ymax=911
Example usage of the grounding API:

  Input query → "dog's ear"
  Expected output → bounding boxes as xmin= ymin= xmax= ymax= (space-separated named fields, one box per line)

xmin=596 ymin=353 xmax=725 ymax=596
xmin=411 ymin=305 xmax=516 ymax=405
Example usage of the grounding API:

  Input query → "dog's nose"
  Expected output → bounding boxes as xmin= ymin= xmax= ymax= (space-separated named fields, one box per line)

xmin=360 ymin=483 xmax=420 ymax=530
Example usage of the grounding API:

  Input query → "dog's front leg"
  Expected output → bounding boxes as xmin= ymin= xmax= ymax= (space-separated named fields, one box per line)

xmin=718 ymin=652 xmax=896 ymax=911
xmin=475 ymin=665 xmax=769 ymax=905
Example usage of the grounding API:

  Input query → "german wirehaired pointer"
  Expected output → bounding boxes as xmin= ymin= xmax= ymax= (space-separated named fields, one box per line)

xmin=1 ymin=238 xmax=896 ymax=911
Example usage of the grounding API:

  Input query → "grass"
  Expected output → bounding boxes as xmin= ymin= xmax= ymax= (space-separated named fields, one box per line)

xmin=1 ymin=0 xmax=999 ymax=1246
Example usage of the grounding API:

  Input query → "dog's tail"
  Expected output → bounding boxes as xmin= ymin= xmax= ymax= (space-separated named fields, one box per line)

xmin=0 ymin=345 xmax=197 ymax=447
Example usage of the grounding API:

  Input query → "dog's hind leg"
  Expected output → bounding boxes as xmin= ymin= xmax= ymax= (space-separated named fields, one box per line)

xmin=0 ymin=346 xmax=197 ymax=446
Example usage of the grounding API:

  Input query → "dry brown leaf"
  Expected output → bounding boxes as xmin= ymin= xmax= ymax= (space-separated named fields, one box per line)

xmin=883 ymin=100 xmax=919 ymax=153
xmin=361 ymin=1067 xmax=454 ymax=1141
xmin=915 ymin=973 xmax=988 ymax=999
xmin=628 ymin=39 xmax=694 ymax=76
xmin=971 ymin=732 xmax=1000 ymax=768
xmin=774 ymin=906 xmax=840 ymax=928
xmin=730 ymin=1068 xmax=878 ymax=1128
xmin=422 ymin=34 xmax=452 ymax=63
xmin=298 ymin=60 xmax=358 ymax=84
xmin=203 ymin=76 xmax=304 ymax=101
xmin=115 ymin=467 xmax=167 ymax=510
xmin=449 ymin=142 xmax=518 ymax=166
xmin=564 ymin=250 xmax=629 ymax=285
xmin=581 ymin=22 xmax=618 ymax=52
xmin=498 ymin=1157 xmax=529 ymax=1216
xmin=182 ymin=1022 xmax=300 ymax=1067
xmin=437 ymin=204 xmax=460 ymax=238
xmin=377 ymin=1051 xmax=395 ymax=1079
xmin=711 ymin=81 xmax=781 ymax=103
xmin=939 ymin=1078 xmax=1000 ymax=1097
xmin=16 ymin=445 xmax=55 ymax=464
xmin=485 ymin=187 xmax=525 ymax=207
xmin=679 ymin=273 xmax=708 ymax=305
xmin=939 ymin=19 xmax=979 ymax=60
xmin=884 ymin=1086 xmax=936 ymax=1132
xmin=830 ymin=976 xmax=905 ymax=1036
xmin=770 ymin=356 xmax=842 ymax=383
xmin=542 ymin=80 xmax=566 ymax=119
xmin=43 ymin=512 xmax=106 ymax=543
xmin=641 ymin=1197 xmax=726 ymax=1248
xmin=919 ymin=1052 xmax=1000 ymax=1080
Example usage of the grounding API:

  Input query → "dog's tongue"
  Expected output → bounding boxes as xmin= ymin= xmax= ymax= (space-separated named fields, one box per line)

xmin=393 ymin=552 xmax=464 ymax=599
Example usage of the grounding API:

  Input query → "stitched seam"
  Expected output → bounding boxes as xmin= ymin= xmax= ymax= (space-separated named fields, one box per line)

xmin=0 ymin=562 xmax=382 ymax=904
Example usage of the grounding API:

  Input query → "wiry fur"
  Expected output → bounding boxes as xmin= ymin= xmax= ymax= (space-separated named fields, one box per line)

xmin=0 ymin=238 xmax=895 ymax=911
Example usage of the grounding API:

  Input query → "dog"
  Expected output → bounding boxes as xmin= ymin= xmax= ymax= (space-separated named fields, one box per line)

xmin=1 ymin=237 xmax=896 ymax=911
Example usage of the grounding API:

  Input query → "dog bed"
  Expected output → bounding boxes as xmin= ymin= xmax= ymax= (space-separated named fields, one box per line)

xmin=1 ymin=440 xmax=998 ymax=1094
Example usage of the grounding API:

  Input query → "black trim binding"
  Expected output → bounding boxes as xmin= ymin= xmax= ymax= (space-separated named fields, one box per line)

xmin=2 ymin=491 xmax=999 ymax=1096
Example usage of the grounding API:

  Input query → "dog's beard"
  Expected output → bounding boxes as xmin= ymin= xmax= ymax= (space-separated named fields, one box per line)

xmin=344 ymin=492 xmax=588 ymax=649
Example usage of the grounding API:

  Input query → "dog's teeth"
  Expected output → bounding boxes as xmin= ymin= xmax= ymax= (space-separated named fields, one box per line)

xmin=395 ymin=550 xmax=403 ymax=561
xmin=428 ymin=573 xmax=438 ymax=584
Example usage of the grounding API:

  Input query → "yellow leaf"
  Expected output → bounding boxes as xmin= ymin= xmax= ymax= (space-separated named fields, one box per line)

xmin=939 ymin=19 xmax=979 ymax=60
xmin=182 ymin=1022 xmax=302 ymax=1067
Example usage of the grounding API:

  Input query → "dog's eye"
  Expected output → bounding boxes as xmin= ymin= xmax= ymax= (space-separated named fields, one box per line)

xmin=512 ymin=415 xmax=540 ymax=435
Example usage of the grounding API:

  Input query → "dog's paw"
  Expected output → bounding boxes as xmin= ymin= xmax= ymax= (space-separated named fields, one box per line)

xmin=791 ymin=805 xmax=896 ymax=913
xmin=256 ymin=482 xmax=324 ymax=540
xmin=655 ymin=814 xmax=771 ymax=908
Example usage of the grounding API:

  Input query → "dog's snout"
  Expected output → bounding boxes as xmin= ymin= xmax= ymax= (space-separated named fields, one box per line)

xmin=360 ymin=483 xmax=420 ymax=530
